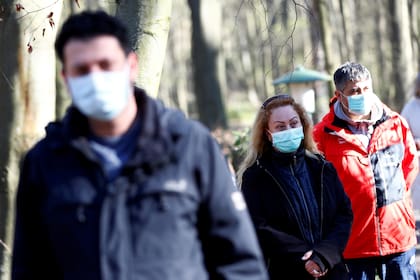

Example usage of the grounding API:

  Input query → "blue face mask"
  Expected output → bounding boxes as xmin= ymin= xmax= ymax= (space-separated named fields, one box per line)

xmin=271 ymin=127 xmax=304 ymax=153
xmin=67 ymin=65 xmax=131 ymax=121
xmin=344 ymin=93 xmax=373 ymax=115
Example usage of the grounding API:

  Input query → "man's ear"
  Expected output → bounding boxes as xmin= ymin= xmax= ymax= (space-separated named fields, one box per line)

xmin=127 ymin=52 xmax=138 ymax=83
xmin=61 ymin=69 xmax=72 ymax=96
xmin=335 ymin=90 xmax=342 ymax=102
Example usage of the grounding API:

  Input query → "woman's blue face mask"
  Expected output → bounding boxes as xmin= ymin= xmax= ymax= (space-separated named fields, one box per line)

xmin=270 ymin=127 xmax=304 ymax=153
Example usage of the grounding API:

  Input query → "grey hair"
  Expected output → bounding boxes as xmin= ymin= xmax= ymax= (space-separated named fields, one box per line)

xmin=333 ymin=62 xmax=371 ymax=91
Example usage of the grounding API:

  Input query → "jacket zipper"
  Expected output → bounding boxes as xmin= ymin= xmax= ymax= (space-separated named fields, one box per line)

xmin=258 ymin=159 xmax=316 ymax=244
xmin=370 ymin=153 xmax=383 ymax=256
xmin=288 ymin=155 xmax=315 ymax=244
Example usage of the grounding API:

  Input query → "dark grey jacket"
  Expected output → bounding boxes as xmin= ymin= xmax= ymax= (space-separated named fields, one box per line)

xmin=12 ymin=88 xmax=268 ymax=280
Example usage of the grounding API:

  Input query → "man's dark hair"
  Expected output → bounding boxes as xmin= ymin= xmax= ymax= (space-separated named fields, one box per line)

xmin=55 ymin=10 xmax=131 ymax=62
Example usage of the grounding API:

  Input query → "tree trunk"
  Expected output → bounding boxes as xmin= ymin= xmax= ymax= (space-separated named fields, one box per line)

xmin=308 ymin=0 xmax=330 ymax=123
xmin=373 ymin=0 xmax=390 ymax=105
xmin=337 ymin=0 xmax=356 ymax=61
xmin=0 ymin=1 xmax=62 ymax=278
xmin=386 ymin=0 xmax=414 ymax=110
xmin=408 ymin=0 xmax=419 ymax=83
xmin=158 ymin=0 xmax=191 ymax=114
xmin=187 ymin=0 xmax=227 ymax=130
xmin=243 ymin=6 xmax=263 ymax=105
xmin=312 ymin=0 xmax=335 ymax=95
xmin=352 ymin=0 xmax=363 ymax=61
xmin=115 ymin=0 xmax=172 ymax=98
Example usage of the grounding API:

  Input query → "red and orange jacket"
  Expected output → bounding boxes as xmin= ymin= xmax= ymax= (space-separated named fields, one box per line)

xmin=313 ymin=100 xmax=418 ymax=259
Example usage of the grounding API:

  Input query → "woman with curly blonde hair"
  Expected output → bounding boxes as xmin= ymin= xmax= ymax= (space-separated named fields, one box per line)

xmin=237 ymin=94 xmax=353 ymax=280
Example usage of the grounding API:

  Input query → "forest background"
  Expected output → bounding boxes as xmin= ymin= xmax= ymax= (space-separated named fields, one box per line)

xmin=0 ymin=0 xmax=419 ymax=278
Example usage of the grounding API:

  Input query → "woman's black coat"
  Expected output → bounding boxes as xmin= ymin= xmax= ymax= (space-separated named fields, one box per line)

xmin=241 ymin=146 xmax=353 ymax=280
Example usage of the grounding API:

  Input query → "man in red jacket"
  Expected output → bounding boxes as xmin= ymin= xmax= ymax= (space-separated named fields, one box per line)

xmin=313 ymin=61 xmax=419 ymax=280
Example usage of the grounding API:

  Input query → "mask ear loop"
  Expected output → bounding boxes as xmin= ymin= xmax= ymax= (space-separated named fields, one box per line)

xmin=338 ymin=91 xmax=352 ymax=112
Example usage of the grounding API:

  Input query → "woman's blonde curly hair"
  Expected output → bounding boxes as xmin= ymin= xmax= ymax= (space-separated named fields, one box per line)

xmin=236 ymin=94 xmax=318 ymax=187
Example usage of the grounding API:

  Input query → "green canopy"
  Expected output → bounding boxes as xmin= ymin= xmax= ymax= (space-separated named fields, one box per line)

xmin=273 ymin=66 xmax=331 ymax=85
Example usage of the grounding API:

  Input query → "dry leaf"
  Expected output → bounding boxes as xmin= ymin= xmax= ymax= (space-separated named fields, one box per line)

xmin=49 ymin=18 xmax=55 ymax=28
xmin=15 ymin=4 xmax=25 ymax=12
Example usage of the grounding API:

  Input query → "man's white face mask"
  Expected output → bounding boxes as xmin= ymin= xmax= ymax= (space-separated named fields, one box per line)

xmin=67 ymin=65 xmax=131 ymax=121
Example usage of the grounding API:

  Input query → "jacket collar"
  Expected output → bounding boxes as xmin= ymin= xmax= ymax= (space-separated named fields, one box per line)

xmin=323 ymin=98 xmax=389 ymax=133
xmin=45 ymin=87 xmax=179 ymax=172
xmin=259 ymin=142 xmax=305 ymax=167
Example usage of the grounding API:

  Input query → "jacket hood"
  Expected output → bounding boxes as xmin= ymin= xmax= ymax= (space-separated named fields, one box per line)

xmin=319 ymin=98 xmax=392 ymax=133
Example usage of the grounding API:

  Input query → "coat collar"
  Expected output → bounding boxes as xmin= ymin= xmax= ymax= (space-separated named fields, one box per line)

xmin=45 ymin=87 xmax=184 ymax=172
